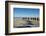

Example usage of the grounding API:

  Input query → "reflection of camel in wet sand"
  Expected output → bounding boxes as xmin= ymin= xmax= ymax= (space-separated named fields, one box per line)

xmin=26 ymin=20 xmax=33 ymax=25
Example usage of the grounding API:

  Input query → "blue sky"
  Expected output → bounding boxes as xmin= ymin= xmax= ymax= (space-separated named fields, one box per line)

xmin=13 ymin=8 xmax=39 ymax=17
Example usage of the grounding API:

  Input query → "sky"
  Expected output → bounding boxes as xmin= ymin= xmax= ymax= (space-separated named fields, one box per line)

xmin=13 ymin=8 xmax=39 ymax=17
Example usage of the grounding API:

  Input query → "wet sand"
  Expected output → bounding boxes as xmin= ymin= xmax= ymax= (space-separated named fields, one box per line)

xmin=14 ymin=17 xmax=39 ymax=28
